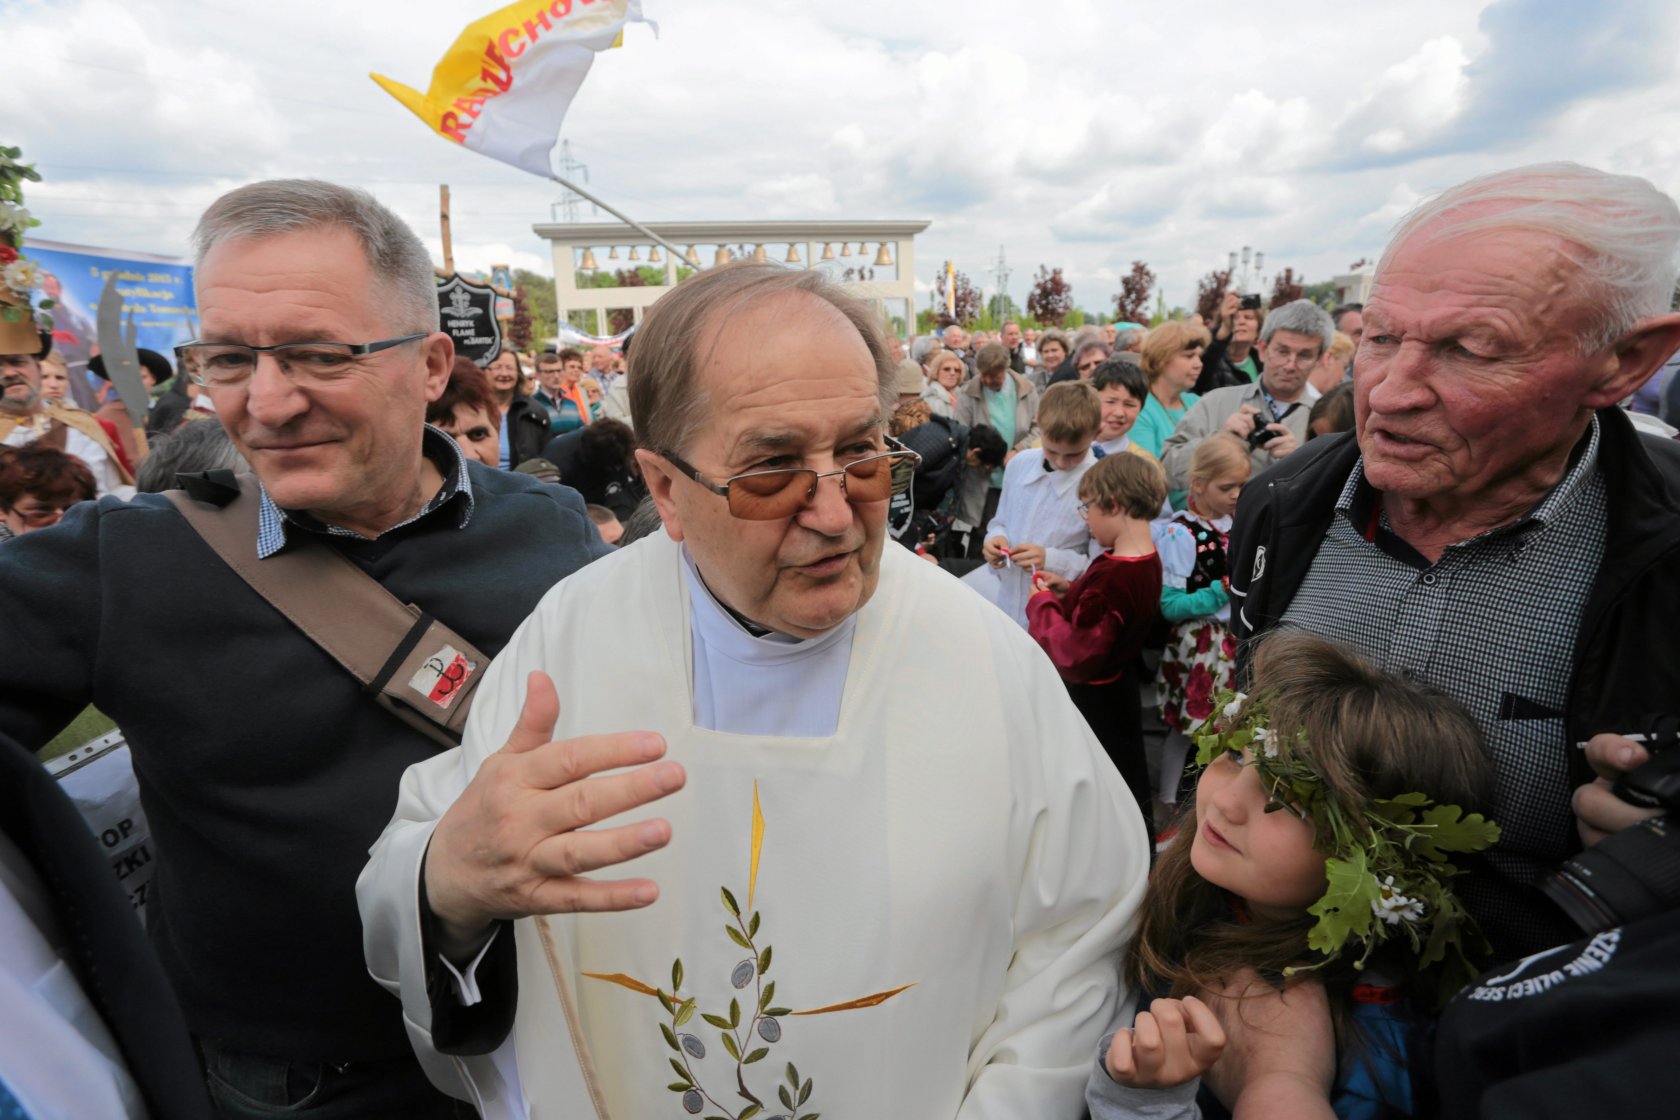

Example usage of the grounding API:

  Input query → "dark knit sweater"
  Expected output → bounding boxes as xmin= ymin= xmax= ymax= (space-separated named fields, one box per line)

xmin=0 ymin=462 xmax=610 ymax=1061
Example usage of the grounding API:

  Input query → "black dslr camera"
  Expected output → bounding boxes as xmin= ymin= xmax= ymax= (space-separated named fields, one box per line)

xmin=1247 ymin=412 xmax=1278 ymax=448
xmin=1238 ymin=293 xmax=1263 ymax=311
xmin=1542 ymin=716 xmax=1680 ymax=933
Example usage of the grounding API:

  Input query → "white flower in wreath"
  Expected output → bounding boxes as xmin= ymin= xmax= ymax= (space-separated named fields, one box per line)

xmin=0 ymin=204 xmax=29 ymax=233
xmin=1222 ymin=693 xmax=1249 ymax=720
xmin=1252 ymin=725 xmax=1278 ymax=758
xmin=1371 ymin=875 xmax=1426 ymax=926
xmin=2 ymin=259 xmax=43 ymax=292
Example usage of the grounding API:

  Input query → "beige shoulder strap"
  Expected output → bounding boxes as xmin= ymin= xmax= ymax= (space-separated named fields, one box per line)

xmin=164 ymin=473 xmax=486 ymax=748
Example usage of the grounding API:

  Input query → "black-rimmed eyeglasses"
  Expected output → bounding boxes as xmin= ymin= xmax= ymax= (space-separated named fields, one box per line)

xmin=656 ymin=440 xmax=920 ymax=520
xmin=174 ymin=334 xmax=428 ymax=387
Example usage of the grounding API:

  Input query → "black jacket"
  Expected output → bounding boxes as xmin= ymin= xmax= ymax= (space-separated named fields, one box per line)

xmin=1195 ymin=329 xmax=1263 ymax=395
xmin=504 ymin=393 xmax=552 ymax=467
xmin=1228 ymin=407 xmax=1680 ymax=794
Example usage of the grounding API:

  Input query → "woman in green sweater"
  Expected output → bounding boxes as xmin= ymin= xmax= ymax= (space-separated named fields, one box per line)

xmin=1131 ymin=320 xmax=1210 ymax=460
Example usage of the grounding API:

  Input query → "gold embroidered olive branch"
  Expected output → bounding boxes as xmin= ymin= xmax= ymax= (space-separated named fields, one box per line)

xmin=583 ymin=783 xmax=910 ymax=1118
xmin=1192 ymin=690 xmax=1502 ymax=1005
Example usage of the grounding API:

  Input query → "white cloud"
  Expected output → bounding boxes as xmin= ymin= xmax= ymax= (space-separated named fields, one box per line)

xmin=13 ymin=0 xmax=1680 ymax=320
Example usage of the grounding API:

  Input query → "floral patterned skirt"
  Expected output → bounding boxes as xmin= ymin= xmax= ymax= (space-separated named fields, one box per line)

xmin=1157 ymin=618 xmax=1238 ymax=733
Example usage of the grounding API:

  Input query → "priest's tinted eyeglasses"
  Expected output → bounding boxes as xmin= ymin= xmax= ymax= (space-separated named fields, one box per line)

xmin=655 ymin=438 xmax=921 ymax=521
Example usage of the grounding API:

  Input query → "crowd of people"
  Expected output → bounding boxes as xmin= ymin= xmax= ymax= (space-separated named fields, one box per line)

xmin=1 ymin=159 xmax=1678 ymax=1120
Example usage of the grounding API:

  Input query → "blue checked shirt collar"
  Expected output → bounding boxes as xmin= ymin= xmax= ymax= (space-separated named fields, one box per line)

xmin=255 ymin=425 xmax=475 ymax=559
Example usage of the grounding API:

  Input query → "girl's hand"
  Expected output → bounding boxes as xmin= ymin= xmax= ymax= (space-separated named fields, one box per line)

xmin=983 ymin=536 xmax=1010 ymax=565
xmin=1008 ymin=542 xmax=1046 ymax=569
xmin=1033 ymin=571 xmax=1069 ymax=597
xmin=1105 ymin=995 xmax=1227 ymax=1089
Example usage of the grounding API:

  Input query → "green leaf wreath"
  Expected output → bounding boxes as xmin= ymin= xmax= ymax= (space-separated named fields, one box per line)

xmin=1191 ymin=689 xmax=1502 ymax=1003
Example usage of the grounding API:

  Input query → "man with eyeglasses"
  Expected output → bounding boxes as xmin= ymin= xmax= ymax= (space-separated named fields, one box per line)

xmin=0 ymin=180 xmax=610 ymax=1118
xmin=359 ymin=263 xmax=1150 ymax=1119
xmin=1160 ymin=299 xmax=1334 ymax=495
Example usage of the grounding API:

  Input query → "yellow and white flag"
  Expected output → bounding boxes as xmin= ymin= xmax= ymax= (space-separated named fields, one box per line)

xmin=372 ymin=0 xmax=650 ymax=179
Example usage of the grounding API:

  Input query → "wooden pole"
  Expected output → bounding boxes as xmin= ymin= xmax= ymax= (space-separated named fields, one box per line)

xmin=439 ymin=184 xmax=454 ymax=275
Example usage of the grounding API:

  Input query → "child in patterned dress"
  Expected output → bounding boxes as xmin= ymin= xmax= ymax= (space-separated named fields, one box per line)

xmin=1155 ymin=434 xmax=1251 ymax=808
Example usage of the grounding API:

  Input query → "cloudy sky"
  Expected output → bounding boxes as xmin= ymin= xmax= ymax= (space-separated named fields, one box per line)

xmin=10 ymin=0 xmax=1680 ymax=319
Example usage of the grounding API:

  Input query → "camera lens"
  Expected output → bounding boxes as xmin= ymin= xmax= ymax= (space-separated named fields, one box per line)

xmin=1542 ymin=816 xmax=1680 ymax=934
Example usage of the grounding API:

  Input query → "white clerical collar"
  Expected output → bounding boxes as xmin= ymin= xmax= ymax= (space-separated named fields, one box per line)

xmin=1097 ymin=435 xmax=1132 ymax=456
xmin=681 ymin=544 xmax=857 ymax=663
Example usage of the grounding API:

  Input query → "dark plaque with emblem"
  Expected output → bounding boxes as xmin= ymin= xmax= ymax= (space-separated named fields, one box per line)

xmin=436 ymin=274 xmax=502 ymax=363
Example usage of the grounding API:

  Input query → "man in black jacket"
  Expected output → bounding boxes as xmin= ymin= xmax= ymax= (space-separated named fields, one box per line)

xmin=0 ymin=180 xmax=610 ymax=1119
xmin=1210 ymin=162 xmax=1680 ymax=1113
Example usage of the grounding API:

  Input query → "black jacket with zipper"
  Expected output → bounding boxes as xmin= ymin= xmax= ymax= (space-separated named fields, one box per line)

xmin=1228 ymin=406 xmax=1680 ymax=798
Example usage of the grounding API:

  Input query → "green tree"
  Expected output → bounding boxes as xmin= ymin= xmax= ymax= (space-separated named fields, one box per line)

xmin=514 ymin=268 xmax=557 ymax=343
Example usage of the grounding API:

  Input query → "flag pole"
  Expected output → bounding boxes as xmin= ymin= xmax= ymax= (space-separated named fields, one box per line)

xmin=549 ymin=173 xmax=690 ymax=265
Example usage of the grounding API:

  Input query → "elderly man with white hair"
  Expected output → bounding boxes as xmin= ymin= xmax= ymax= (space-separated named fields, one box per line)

xmin=1205 ymin=162 xmax=1680 ymax=1116
xmin=1159 ymin=299 xmax=1334 ymax=493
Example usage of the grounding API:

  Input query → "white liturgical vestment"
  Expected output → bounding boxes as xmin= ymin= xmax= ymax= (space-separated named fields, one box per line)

xmin=360 ymin=532 xmax=1149 ymax=1119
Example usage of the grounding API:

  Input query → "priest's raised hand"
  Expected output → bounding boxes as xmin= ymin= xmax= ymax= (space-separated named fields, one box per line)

xmin=421 ymin=670 xmax=687 ymax=962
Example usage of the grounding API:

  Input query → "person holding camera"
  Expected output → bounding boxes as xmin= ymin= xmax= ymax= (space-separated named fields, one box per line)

xmin=1196 ymin=290 xmax=1267 ymax=393
xmin=1159 ymin=299 xmax=1331 ymax=499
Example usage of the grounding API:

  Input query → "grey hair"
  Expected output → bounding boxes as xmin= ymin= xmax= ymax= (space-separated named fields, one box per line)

xmin=908 ymin=334 xmax=941 ymax=365
xmin=627 ymin=262 xmax=896 ymax=455
xmin=1260 ymin=299 xmax=1335 ymax=350
xmin=192 ymin=180 xmax=437 ymax=335
xmin=1073 ymin=340 xmax=1112 ymax=366
xmin=1115 ymin=327 xmax=1145 ymax=351
xmin=1382 ymin=161 xmax=1680 ymax=351
xmin=1070 ymin=324 xmax=1106 ymax=352
xmin=135 ymin=420 xmax=249 ymax=493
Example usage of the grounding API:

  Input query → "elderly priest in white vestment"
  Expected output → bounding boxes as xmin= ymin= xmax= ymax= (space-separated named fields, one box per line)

xmin=358 ymin=263 xmax=1150 ymax=1119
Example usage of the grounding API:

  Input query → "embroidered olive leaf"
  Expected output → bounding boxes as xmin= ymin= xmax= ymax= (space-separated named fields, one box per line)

xmin=764 ymin=1007 xmax=792 ymax=1017
xmin=667 ymin=1081 xmax=691 ymax=1092
xmin=1411 ymin=805 xmax=1501 ymax=861
xmin=786 ymin=1062 xmax=800 ymax=1087
xmin=758 ymin=945 xmax=773 ymax=974
xmin=779 ymin=1085 xmax=795 ymax=1110
xmin=738 ymin=1106 xmax=761 ymax=1120
xmin=676 ymin=998 xmax=698 ymax=1027
xmin=583 ymin=971 xmax=660 ymax=996
xmin=759 ymin=981 xmax=776 ymax=1010
xmin=670 ymin=1057 xmax=691 ymax=1081
xmin=748 ymin=911 xmax=761 ymax=938
xmin=673 ymin=959 xmax=685 ymax=992
xmin=722 ymin=887 xmax=741 ymax=917
xmin=658 ymin=988 xmax=676 ymax=1015
xmin=744 ymin=1047 xmax=770 ymax=1064
xmin=1307 ymin=852 xmax=1379 ymax=956
xmin=799 ymin=1077 xmax=813 ymax=1104
xmin=727 ymin=925 xmax=752 ymax=949
xmin=729 ymin=998 xmax=741 ymax=1028
xmin=788 ymin=984 xmax=915 ymax=1015
xmin=662 ymin=1023 xmax=680 ymax=1051
xmin=722 ymin=1031 xmax=741 ymax=1060
xmin=703 ymin=1012 xmax=733 ymax=1030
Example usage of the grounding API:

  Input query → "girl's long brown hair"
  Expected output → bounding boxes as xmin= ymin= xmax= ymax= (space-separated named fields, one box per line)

xmin=1128 ymin=632 xmax=1496 ymax=1018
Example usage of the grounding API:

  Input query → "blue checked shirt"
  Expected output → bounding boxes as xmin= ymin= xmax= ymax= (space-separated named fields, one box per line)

xmin=255 ymin=425 xmax=475 ymax=559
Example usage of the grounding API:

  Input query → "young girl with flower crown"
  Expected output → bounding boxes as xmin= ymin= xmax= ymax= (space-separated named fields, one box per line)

xmin=1155 ymin=433 xmax=1251 ymax=810
xmin=1089 ymin=632 xmax=1502 ymax=1120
